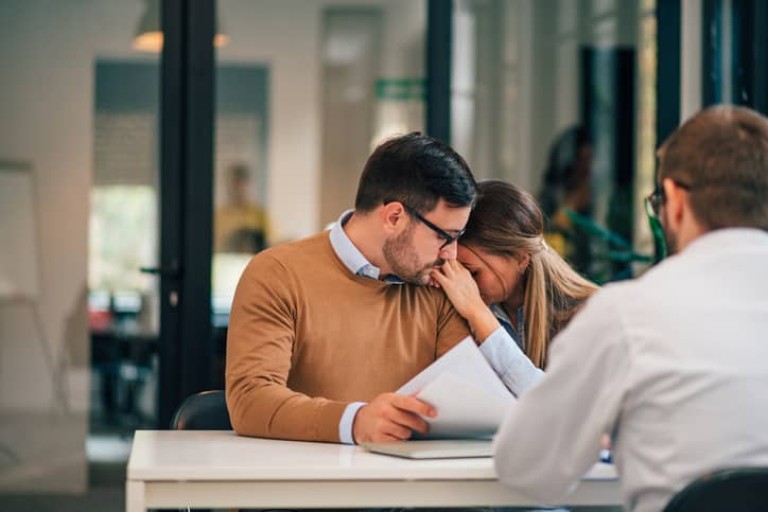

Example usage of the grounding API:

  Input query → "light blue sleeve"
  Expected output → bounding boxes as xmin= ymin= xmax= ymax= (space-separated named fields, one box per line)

xmin=479 ymin=326 xmax=544 ymax=396
xmin=338 ymin=401 xmax=367 ymax=444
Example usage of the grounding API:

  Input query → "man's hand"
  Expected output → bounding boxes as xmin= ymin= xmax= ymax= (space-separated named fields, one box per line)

xmin=352 ymin=392 xmax=436 ymax=443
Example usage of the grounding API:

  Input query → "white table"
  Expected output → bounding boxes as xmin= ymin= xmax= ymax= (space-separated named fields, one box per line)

xmin=126 ymin=430 xmax=621 ymax=511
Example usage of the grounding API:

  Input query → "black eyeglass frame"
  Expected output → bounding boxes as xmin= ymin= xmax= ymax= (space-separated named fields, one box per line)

xmin=644 ymin=178 xmax=693 ymax=219
xmin=401 ymin=203 xmax=466 ymax=250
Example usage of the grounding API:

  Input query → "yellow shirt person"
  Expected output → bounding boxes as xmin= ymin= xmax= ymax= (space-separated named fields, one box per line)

xmin=215 ymin=163 xmax=271 ymax=254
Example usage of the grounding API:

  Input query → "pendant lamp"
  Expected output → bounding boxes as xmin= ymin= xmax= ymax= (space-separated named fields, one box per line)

xmin=133 ymin=0 xmax=229 ymax=52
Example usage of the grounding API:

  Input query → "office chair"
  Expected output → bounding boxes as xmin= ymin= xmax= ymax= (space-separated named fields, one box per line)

xmin=662 ymin=467 xmax=768 ymax=512
xmin=170 ymin=389 xmax=232 ymax=430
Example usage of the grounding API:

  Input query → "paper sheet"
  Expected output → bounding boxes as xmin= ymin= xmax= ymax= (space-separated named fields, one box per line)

xmin=397 ymin=336 xmax=515 ymax=439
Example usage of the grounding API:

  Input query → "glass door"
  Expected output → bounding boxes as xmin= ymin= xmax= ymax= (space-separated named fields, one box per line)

xmin=0 ymin=0 xmax=165 ymax=493
xmin=1 ymin=2 xmax=222 ymax=497
xmin=210 ymin=0 xmax=429 ymax=384
xmin=450 ymin=0 xmax=658 ymax=283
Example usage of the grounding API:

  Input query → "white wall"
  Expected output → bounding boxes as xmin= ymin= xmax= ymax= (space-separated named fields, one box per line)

xmin=219 ymin=1 xmax=322 ymax=240
xmin=0 ymin=0 xmax=147 ymax=492
xmin=0 ymin=0 xmax=147 ymax=414
xmin=219 ymin=0 xmax=424 ymax=239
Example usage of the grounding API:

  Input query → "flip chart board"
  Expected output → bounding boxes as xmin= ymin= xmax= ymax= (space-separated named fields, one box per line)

xmin=0 ymin=162 xmax=39 ymax=299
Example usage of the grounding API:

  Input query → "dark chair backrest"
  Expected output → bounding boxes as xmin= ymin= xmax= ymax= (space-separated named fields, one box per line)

xmin=170 ymin=390 xmax=232 ymax=430
xmin=663 ymin=467 xmax=768 ymax=512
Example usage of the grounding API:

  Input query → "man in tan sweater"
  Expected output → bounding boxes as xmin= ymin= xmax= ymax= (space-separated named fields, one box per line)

xmin=226 ymin=133 xmax=478 ymax=444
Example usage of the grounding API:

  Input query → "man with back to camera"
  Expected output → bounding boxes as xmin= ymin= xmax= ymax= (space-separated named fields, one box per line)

xmin=226 ymin=132 xmax=535 ymax=444
xmin=492 ymin=105 xmax=768 ymax=511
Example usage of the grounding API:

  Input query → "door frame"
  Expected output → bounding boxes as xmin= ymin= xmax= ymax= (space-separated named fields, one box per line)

xmin=158 ymin=0 xmax=215 ymax=428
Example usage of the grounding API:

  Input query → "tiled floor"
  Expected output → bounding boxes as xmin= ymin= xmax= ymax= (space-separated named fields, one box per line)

xmin=0 ymin=465 xmax=125 ymax=512
xmin=0 ymin=462 xmax=125 ymax=512
xmin=0 ymin=427 xmax=129 ymax=512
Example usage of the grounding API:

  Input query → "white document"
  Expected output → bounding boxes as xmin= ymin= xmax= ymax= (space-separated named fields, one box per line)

xmin=397 ymin=336 xmax=515 ymax=439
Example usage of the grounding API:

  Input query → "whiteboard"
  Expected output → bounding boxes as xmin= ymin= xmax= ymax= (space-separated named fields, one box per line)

xmin=0 ymin=162 xmax=39 ymax=299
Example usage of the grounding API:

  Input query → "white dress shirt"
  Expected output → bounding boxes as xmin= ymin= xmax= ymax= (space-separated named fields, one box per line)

xmin=493 ymin=228 xmax=768 ymax=512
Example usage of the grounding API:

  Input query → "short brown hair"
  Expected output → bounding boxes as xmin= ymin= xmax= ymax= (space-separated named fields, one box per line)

xmin=659 ymin=105 xmax=768 ymax=230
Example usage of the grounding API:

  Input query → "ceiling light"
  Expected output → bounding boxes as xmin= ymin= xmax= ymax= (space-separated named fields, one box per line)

xmin=133 ymin=0 xmax=229 ymax=53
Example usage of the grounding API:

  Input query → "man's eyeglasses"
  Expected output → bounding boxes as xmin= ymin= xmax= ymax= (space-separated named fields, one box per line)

xmin=644 ymin=179 xmax=693 ymax=263
xmin=402 ymin=203 xmax=465 ymax=250
xmin=644 ymin=179 xmax=692 ymax=219
xmin=644 ymin=186 xmax=664 ymax=219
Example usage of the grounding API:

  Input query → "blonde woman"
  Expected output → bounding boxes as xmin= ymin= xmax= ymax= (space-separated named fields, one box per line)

xmin=431 ymin=180 xmax=598 ymax=396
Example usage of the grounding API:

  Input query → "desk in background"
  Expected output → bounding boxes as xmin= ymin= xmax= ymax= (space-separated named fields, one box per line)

xmin=127 ymin=430 xmax=620 ymax=511
xmin=90 ymin=330 xmax=157 ymax=428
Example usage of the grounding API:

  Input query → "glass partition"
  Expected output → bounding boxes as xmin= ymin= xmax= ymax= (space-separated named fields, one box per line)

xmin=0 ymin=0 xmax=161 ymax=493
xmin=452 ymin=0 xmax=657 ymax=283
xmin=211 ymin=1 xmax=427 ymax=377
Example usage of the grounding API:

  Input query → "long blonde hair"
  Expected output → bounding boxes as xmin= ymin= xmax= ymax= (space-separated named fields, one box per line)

xmin=461 ymin=180 xmax=598 ymax=368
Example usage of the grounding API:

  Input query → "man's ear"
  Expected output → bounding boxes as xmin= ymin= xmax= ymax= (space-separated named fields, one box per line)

xmin=662 ymin=178 xmax=687 ymax=229
xmin=379 ymin=201 xmax=407 ymax=234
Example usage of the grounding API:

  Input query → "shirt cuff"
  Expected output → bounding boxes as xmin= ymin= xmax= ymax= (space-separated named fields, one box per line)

xmin=479 ymin=326 xmax=544 ymax=396
xmin=339 ymin=401 xmax=367 ymax=444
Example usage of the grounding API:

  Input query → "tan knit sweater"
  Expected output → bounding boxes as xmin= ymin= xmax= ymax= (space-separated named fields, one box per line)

xmin=225 ymin=231 xmax=471 ymax=443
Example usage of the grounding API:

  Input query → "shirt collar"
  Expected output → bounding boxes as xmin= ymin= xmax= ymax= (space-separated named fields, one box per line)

xmin=490 ymin=303 xmax=524 ymax=348
xmin=684 ymin=227 xmax=768 ymax=256
xmin=329 ymin=209 xmax=392 ymax=281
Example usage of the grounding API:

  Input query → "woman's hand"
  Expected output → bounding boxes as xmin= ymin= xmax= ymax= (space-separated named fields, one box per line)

xmin=430 ymin=260 xmax=484 ymax=317
xmin=431 ymin=260 xmax=500 ymax=342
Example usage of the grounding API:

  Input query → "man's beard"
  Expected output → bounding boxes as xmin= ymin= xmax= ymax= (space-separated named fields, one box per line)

xmin=661 ymin=208 xmax=678 ymax=256
xmin=382 ymin=225 xmax=443 ymax=285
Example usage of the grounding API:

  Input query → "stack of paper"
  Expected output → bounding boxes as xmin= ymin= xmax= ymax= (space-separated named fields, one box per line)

xmin=397 ymin=336 xmax=515 ymax=439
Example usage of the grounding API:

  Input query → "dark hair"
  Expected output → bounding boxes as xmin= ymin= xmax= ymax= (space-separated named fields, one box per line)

xmin=354 ymin=132 xmax=477 ymax=213
xmin=538 ymin=125 xmax=592 ymax=216
xmin=659 ymin=105 xmax=768 ymax=230
xmin=228 ymin=163 xmax=250 ymax=182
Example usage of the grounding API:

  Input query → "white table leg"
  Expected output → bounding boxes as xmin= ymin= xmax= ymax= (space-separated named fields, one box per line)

xmin=126 ymin=480 xmax=146 ymax=512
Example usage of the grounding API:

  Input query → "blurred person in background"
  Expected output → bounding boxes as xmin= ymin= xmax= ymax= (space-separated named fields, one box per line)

xmin=215 ymin=163 xmax=271 ymax=254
